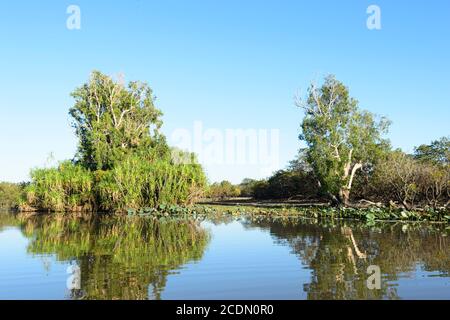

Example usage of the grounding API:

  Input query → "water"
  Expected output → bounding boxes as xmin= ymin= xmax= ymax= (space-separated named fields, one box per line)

xmin=0 ymin=212 xmax=449 ymax=300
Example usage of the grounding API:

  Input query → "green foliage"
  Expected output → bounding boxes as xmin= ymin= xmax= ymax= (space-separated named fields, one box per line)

xmin=239 ymin=150 xmax=320 ymax=200
xmin=0 ymin=182 xmax=24 ymax=209
xmin=69 ymin=71 xmax=168 ymax=171
xmin=196 ymin=204 xmax=449 ymax=223
xmin=96 ymin=152 xmax=207 ymax=213
xmin=206 ymin=181 xmax=241 ymax=199
xmin=297 ymin=75 xmax=390 ymax=204
xmin=249 ymin=169 xmax=319 ymax=200
xmin=238 ymin=178 xmax=259 ymax=197
xmin=371 ymin=150 xmax=449 ymax=209
xmin=24 ymin=161 xmax=94 ymax=212
xmin=23 ymin=71 xmax=208 ymax=213
xmin=414 ymin=136 xmax=450 ymax=166
xmin=250 ymin=180 xmax=271 ymax=199
xmin=24 ymin=153 xmax=206 ymax=213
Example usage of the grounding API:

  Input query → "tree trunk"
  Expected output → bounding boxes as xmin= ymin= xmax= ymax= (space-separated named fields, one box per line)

xmin=338 ymin=188 xmax=350 ymax=207
xmin=338 ymin=161 xmax=363 ymax=207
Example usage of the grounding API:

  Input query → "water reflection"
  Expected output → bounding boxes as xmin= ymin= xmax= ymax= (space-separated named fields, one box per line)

xmin=0 ymin=213 xmax=449 ymax=300
xmin=0 ymin=213 xmax=210 ymax=299
xmin=243 ymin=217 xmax=450 ymax=299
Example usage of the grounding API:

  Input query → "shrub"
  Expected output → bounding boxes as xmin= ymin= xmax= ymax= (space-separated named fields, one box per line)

xmin=252 ymin=180 xmax=271 ymax=199
xmin=24 ymin=161 xmax=94 ymax=212
xmin=206 ymin=181 xmax=241 ymax=200
xmin=370 ymin=151 xmax=449 ymax=209
xmin=96 ymin=153 xmax=207 ymax=213
xmin=0 ymin=182 xmax=24 ymax=209
xmin=248 ymin=170 xmax=319 ymax=200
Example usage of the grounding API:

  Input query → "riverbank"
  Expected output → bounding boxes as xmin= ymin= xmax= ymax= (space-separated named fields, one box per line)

xmin=119 ymin=201 xmax=450 ymax=224
xmin=5 ymin=199 xmax=450 ymax=224
xmin=196 ymin=203 xmax=450 ymax=223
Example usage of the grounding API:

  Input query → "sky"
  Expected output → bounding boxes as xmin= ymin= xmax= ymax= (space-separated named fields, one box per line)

xmin=0 ymin=0 xmax=449 ymax=184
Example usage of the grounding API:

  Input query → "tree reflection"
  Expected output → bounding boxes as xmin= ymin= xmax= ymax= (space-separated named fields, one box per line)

xmin=3 ymin=213 xmax=210 ymax=300
xmin=1 ymin=213 xmax=448 ymax=300
xmin=243 ymin=217 xmax=449 ymax=300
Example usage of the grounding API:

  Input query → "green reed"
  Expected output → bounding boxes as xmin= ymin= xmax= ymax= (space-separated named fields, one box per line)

xmin=22 ymin=154 xmax=207 ymax=213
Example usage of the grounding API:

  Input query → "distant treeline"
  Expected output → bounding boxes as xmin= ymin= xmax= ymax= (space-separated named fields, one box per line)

xmin=207 ymin=136 xmax=449 ymax=210
xmin=0 ymin=182 xmax=24 ymax=209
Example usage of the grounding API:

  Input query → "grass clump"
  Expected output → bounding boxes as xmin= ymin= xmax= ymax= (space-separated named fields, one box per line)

xmin=96 ymin=154 xmax=206 ymax=213
xmin=23 ymin=161 xmax=94 ymax=212
xmin=22 ymin=153 xmax=207 ymax=214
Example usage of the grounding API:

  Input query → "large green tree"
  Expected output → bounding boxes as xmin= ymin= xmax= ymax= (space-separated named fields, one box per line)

xmin=297 ymin=75 xmax=390 ymax=206
xmin=22 ymin=71 xmax=207 ymax=213
xmin=69 ymin=71 xmax=168 ymax=170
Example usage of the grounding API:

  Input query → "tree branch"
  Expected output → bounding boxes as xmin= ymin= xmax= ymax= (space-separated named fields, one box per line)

xmin=347 ymin=162 xmax=362 ymax=190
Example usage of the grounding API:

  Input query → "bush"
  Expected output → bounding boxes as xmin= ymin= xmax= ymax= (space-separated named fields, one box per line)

xmin=249 ymin=170 xmax=319 ymax=200
xmin=238 ymin=179 xmax=258 ymax=197
xmin=24 ymin=161 xmax=94 ymax=212
xmin=96 ymin=153 xmax=207 ymax=213
xmin=24 ymin=154 xmax=206 ymax=213
xmin=370 ymin=151 xmax=449 ymax=209
xmin=0 ymin=182 xmax=24 ymax=209
xmin=252 ymin=180 xmax=271 ymax=199
xmin=206 ymin=181 xmax=241 ymax=200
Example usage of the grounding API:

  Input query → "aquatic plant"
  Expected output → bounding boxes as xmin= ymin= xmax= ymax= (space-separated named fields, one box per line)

xmin=194 ymin=204 xmax=450 ymax=223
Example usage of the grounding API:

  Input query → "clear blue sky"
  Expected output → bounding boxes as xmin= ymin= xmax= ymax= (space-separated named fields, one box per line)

xmin=1 ymin=0 xmax=449 ymax=183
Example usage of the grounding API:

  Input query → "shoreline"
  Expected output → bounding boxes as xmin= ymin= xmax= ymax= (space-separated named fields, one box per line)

xmin=3 ymin=201 xmax=449 ymax=224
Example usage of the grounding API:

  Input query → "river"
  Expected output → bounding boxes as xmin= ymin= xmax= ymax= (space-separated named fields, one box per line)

xmin=0 ymin=212 xmax=448 ymax=299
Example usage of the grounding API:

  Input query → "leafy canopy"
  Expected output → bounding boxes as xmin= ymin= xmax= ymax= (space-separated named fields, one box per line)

xmin=297 ymin=75 xmax=390 ymax=201
xmin=414 ymin=136 xmax=450 ymax=166
xmin=69 ymin=71 xmax=168 ymax=170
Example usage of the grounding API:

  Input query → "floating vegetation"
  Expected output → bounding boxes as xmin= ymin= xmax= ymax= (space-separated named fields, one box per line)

xmin=188 ymin=204 xmax=450 ymax=223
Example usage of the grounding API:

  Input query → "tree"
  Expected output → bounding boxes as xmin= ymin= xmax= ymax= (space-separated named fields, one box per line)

xmin=371 ymin=151 xmax=420 ymax=209
xmin=266 ymin=169 xmax=319 ymax=199
xmin=69 ymin=71 xmax=168 ymax=170
xmin=0 ymin=182 xmax=23 ymax=209
xmin=207 ymin=181 xmax=240 ymax=199
xmin=22 ymin=71 xmax=207 ymax=213
xmin=239 ymin=178 xmax=258 ymax=197
xmin=372 ymin=150 xmax=449 ymax=209
xmin=296 ymin=75 xmax=390 ymax=206
xmin=288 ymin=148 xmax=314 ymax=173
xmin=414 ymin=136 xmax=450 ymax=166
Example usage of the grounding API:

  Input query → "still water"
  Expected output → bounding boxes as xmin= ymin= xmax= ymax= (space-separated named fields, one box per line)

xmin=0 ymin=212 xmax=449 ymax=300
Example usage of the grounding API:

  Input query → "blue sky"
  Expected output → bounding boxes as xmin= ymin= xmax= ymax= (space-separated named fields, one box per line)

xmin=0 ymin=0 xmax=449 ymax=183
